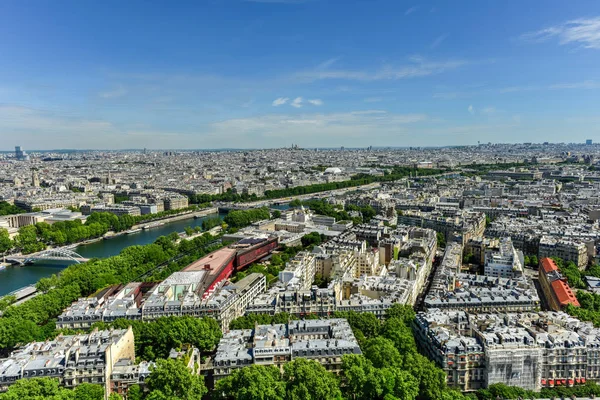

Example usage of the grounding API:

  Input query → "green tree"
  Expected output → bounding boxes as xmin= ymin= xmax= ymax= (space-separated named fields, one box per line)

xmin=0 ymin=202 xmax=26 ymax=216
xmin=0 ymin=228 xmax=13 ymax=254
xmin=0 ymin=295 xmax=16 ymax=312
xmin=529 ymin=255 xmax=538 ymax=267
xmin=36 ymin=275 xmax=59 ymax=293
xmin=213 ymin=365 xmax=285 ymax=400
xmin=146 ymin=358 xmax=208 ymax=400
xmin=336 ymin=311 xmax=381 ymax=340
xmin=92 ymin=316 xmax=221 ymax=361
xmin=283 ymin=358 xmax=342 ymax=400
xmin=126 ymin=385 xmax=143 ymax=400
xmin=73 ymin=384 xmax=104 ymax=400
xmin=224 ymin=207 xmax=270 ymax=228
xmin=0 ymin=317 xmax=44 ymax=350
xmin=384 ymin=304 xmax=415 ymax=324
xmin=404 ymin=353 xmax=447 ymax=400
xmin=301 ymin=232 xmax=323 ymax=247
xmin=108 ymin=394 xmax=122 ymax=400
xmin=363 ymin=337 xmax=403 ymax=369
xmin=0 ymin=377 xmax=71 ymax=400
xmin=271 ymin=210 xmax=282 ymax=219
xmin=202 ymin=217 xmax=222 ymax=231
xmin=436 ymin=232 xmax=446 ymax=248
xmin=341 ymin=354 xmax=416 ymax=400
xmin=380 ymin=318 xmax=417 ymax=356
xmin=15 ymin=225 xmax=45 ymax=254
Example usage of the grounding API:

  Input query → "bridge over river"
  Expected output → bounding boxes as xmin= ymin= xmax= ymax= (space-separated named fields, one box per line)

xmin=6 ymin=248 xmax=90 ymax=265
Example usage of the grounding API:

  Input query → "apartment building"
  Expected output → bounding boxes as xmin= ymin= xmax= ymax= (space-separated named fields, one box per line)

xmin=0 ymin=328 xmax=134 ymax=399
xmin=415 ymin=309 xmax=600 ymax=392
xmin=538 ymin=236 xmax=589 ymax=269
xmin=413 ymin=311 xmax=485 ymax=391
xmin=213 ymin=319 xmax=361 ymax=380
xmin=465 ymin=237 xmax=500 ymax=265
xmin=89 ymin=204 xmax=141 ymax=217
xmin=397 ymin=210 xmax=485 ymax=245
xmin=246 ymin=286 xmax=339 ymax=317
xmin=57 ymin=274 xmax=267 ymax=331
xmin=483 ymin=237 xmax=523 ymax=279
xmin=278 ymin=252 xmax=316 ymax=291
xmin=163 ymin=195 xmax=189 ymax=210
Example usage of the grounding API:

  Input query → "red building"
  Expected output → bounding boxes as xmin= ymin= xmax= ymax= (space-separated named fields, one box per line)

xmin=539 ymin=258 xmax=580 ymax=311
xmin=181 ymin=236 xmax=279 ymax=298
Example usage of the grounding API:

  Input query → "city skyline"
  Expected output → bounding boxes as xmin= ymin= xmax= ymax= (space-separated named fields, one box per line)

xmin=1 ymin=0 xmax=600 ymax=149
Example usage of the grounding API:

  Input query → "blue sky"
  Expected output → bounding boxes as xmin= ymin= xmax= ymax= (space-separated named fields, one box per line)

xmin=1 ymin=0 xmax=599 ymax=149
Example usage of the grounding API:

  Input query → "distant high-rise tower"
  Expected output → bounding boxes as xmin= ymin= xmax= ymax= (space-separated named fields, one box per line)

xmin=106 ymin=170 xmax=112 ymax=184
xmin=31 ymin=169 xmax=40 ymax=188
xmin=15 ymin=146 xmax=28 ymax=160
xmin=586 ymin=139 xmax=593 ymax=145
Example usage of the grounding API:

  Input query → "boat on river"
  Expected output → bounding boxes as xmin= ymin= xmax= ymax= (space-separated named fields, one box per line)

xmin=142 ymin=222 xmax=164 ymax=230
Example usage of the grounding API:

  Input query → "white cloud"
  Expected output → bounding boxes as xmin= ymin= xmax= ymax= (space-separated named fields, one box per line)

xmin=468 ymin=105 xmax=475 ymax=114
xmin=99 ymin=85 xmax=128 ymax=99
xmin=316 ymin=57 xmax=340 ymax=69
xmin=364 ymin=97 xmax=383 ymax=103
xmin=210 ymin=110 xmax=427 ymax=142
xmin=405 ymin=6 xmax=418 ymax=16
xmin=481 ymin=107 xmax=497 ymax=115
xmin=521 ymin=16 xmax=600 ymax=49
xmin=272 ymin=97 xmax=289 ymax=106
xmin=430 ymin=34 xmax=449 ymax=49
xmin=291 ymin=97 xmax=303 ymax=108
xmin=307 ymin=99 xmax=323 ymax=106
xmin=294 ymin=57 xmax=467 ymax=82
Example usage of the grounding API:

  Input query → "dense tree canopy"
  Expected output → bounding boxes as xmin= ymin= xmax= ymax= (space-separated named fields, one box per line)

xmin=202 ymin=216 xmax=222 ymax=231
xmin=0 ymin=201 xmax=26 ymax=216
xmin=224 ymin=207 xmax=270 ymax=228
xmin=91 ymin=316 xmax=221 ymax=361
xmin=145 ymin=359 xmax=208 ymax=400
xmin=0 ymin=228 xmax=12 ymax=254
xmin=263 ymin=168 xmax=444 ymax=200
xmin=283 ymin=358 xmax=342 ymax=400
xmin=341 ymin=354 xmax=419 ymax=400
xmin=300 ymin=232 xmax=326 ymax=248
xmin=213 ymin=365 xmax=285 ymax=400
xmin=0 ymin=378 xmax=104 ymax=400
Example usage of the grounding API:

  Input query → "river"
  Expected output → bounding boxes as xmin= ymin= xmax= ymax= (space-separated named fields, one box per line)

xmin=0 ymin=213 xmax=224 ymax=296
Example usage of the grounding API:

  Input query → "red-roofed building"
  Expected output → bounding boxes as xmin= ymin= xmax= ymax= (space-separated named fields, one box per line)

xmin=540 ymin=257 xmax=559 ymax=274
xmin=550 ymin=280 xmax=580 ymax=308
xmin=539 ymin=257 xmax=580 ymax=311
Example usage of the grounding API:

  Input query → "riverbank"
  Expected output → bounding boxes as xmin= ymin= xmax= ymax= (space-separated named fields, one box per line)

xmin=72 ymin=207 xmax=220 ymax=248
xmin=0 ymin=211 xmax=224 ymax=296
xmin=130 ymin=207 xmax=219 ymax=230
